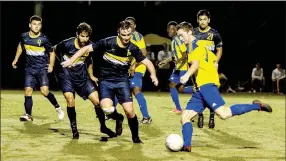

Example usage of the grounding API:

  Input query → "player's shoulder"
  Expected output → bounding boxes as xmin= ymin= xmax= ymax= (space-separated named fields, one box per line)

xmin=102 ymin=36 xmax=117 ymax=45
xmin=21 ymin=32 xmax=29 ymax=38
xmin=194 ymin=27 xmax=199 ymax=33
xmin=133 ymin=31 xmax=144 ymax=40
xmin=129 ymin=41 xmax=140 ymax=50
xmin=60 ymin=37 xmax=76 ymax=46
xmin=209 ymin=27 xmax=220 ymax=34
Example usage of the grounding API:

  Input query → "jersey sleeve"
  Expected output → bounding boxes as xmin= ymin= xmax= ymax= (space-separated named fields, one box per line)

xmin=55 ymin=40 xmax=66 ymax=55
xmin=131 ymin=46 xmax=146 ymax=62
xmin=214 ymin=32 xmax=223 ymax=48
xmin=174 ymin=36 xmax=187 ymax=52
xmin=44 ymin=37 xmax=53 ymax=53
xmin=136 ymin=35 xmax=146 ymax=49
xmin=86 ymin=55 xmax=93 ymax=66
xmin=92 ymin=38 xmax=106 ymax=52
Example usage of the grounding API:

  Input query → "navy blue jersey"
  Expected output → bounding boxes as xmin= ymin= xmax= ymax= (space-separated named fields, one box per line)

xmin=55 ymin=37 xmax=92 ymax=83
xmin=194 ymin=27 xmax=222 ymax=52
xmin=20 ymin=32 xmax=53 ymax=69
xmin=92 ymin=36 xmax=146 ymax=82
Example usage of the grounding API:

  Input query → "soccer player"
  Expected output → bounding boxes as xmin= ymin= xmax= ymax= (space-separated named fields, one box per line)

xmin=177 ymin=22 xmax=272 ymax=152
xmin=194 ymin=9 xmax=223 ymax=129
xmin=61 ymin=20 xmax=158 ymax=143
xmin=54 ymin=22 xmax=117 ymax=139
xmin=158 ymin=21 xmax=193 ymax=114
xmin=12 ymin=15 xmax=64 ymax=122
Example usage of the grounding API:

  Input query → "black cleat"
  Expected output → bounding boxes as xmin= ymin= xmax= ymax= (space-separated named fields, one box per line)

xmin=208 ymin=118 xmax=215 ymax=129
xmin=132 ymin=137 xmax=143 ymax=144
xmin=140 ymin=117 xmax=152 ymax=124
xmin=101 ymin=127 xmax=117 ymax=138
xmin=72 ymin=131 xmax=79 ymax=139
xmin=116 ymin=114 xmax=124 ymax=136
xmin=198 ymin=115 xmax=204 ymax=128
xmin=253 ymin=100 xmax=273 ymax=113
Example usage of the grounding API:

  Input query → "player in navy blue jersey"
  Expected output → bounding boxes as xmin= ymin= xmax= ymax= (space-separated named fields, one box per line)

xmin=61 ymin=20 xmax=158 ymax=143
xmin=12 ymin=15 xmax=64 ymax=122
xmin=54 ymin=22 xmax=117 ymax=139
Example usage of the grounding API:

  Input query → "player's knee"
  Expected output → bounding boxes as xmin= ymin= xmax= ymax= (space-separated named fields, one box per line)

xmin=40 ymin=87 xmax=49 ymax=96
xmin=65 ymin=94 xmax=75 ymax=107
xmin=178 ymin=85 xmax=184 ymax=93
xmin=102 ymin=106 xmax=115 ymax=115
xmin=125 ymin=110 xmax=135 ymax=118
xmin=169 ymin=82 xmax=176 ymax=88
xmin=215 ymin=106 xmax=231 ymax=120
xmin=24 ymin=87 xmax=33 ymax=96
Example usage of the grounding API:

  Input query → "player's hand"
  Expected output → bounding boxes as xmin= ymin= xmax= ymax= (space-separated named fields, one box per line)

xmin=158 ymin=60 xmax=167 ymax=68
xmin=61 ymin=59 xmax=73 ymax=68
xmin=129 ymin=70 xmax=135 ymax=77
xmin=12 ymin=59 xmax=18 ymax=69
xmin=180 ymin=74 xmax=189 ymax=84
xmin=47 ymin=64 xmax=53 ymax=73
xmin=150 ymin=75 xmax=159 ymax=86
xmin=90 ymin=76 xmax=99 ymax=86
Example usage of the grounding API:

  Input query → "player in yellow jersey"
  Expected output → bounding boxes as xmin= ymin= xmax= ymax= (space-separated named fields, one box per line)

xmin=176 ymin=22 xmax=272 ymax=152
xmin=194 ymin=9 xmax=223 ymax=129
xmin=158 ymin=21 xmax=194 ymax=114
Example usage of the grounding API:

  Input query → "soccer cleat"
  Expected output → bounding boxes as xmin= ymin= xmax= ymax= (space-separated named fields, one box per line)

xmin=132 ymin=137 xmax=143 ymax=144
xmin=101 ymin=127 xmax=117 ymax=138
xmin=252 ymin=100 xmax=273 ymax=113
xmin=56 ymin=107 xmax=64 ymax=120
xmin=208 ymin=118 xmax=215 ymax=129
xmin=140 ymin=117 xmax=152 ymax=124
xmin=197 ymin=115 xmax=204 ymax=128
xmin=172 ymin=109 xmax=183 ymax=114
xmin=71 ymin=124 xmax=79 ymax=139
xmin=181 ymin=146 xmax=192 ymax=152
xmin=116 ymin=113 xmax=124 ymax=136
xmin=19 ymin=114 xmax=33 ymax=121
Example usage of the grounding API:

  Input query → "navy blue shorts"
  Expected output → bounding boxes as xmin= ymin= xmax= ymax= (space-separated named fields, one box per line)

xmin=130 ymin=72 xmax=143 ymax=88
xmin=58 ymin=72 xmax=96 ymax=100
xmin=99 ymin=80 xmax=132 ymax=104
xmin=185 ymin=83 xmax=225 ymax=113
xmin=169 ymin=69 xmax=187 ymax=84
xmin=24 ymin=68 xmax=49 ymax=89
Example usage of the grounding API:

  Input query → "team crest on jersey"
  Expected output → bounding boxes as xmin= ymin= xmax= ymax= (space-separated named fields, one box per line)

xmin=37 ymin=39 xmax=42 ymax=46
xmin=127 ymin=50 xmax=131 ymax=56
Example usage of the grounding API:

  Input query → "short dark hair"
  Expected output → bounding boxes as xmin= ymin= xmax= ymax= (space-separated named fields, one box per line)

xmin=167 ymin=21 xmax=178 ymax=27
xmin=197 ymin=9 xmax=211 ymax=19
xmin=177 ymin=21 xmax=194 ymax=34
xmin=125 ymin=17 xmax=136 ymax=24
xmin=30 ymin=15 xmax=42 ymax=23
xmin=77 ymin=22 xmax=92 ymax=36
xmin=117 ymin=20 xmax=131 ymax=32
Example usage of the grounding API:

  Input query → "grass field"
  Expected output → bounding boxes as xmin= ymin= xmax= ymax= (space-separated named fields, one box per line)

xmin=1 ymin=90 xmax=285 ymax=161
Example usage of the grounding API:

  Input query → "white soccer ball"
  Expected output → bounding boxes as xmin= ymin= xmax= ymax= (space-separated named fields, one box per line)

xmin=165 ymin=134 xmax=184 ymax=152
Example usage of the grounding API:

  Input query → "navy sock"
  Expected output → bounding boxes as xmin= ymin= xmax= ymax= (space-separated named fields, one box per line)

xmin=170 ymin=87 xmax=182 ymax=110
xmin=67 ymin=107 xmax=77 ymax=126
xmin=113 ymin=97 xmax=118 ymax=108
xmin=182 ymin=122 xmax=193 ymax=147
xmin=209 ymin=108 xmax=215 ymax=118
xmin=127 ymin=115 xmax=139 ymax=138
xmin=183 ymin=86 xmax=193 ymax=94
xmin=45 ymin=92 xmax=60 ymax=108
xmin=24 ymin=96 xmax=33 ymax=115
xmin=135 ymin=92 xmax=150 ymax=118
xmin=230 ymin=104 xmax=260 ymax=116
xmin=94 ymin=105 xmax=106 ymax=128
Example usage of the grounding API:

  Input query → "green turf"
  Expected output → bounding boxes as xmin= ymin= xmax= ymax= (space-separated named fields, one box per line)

xmin=1 ymin=90 xmax=285 ymax=161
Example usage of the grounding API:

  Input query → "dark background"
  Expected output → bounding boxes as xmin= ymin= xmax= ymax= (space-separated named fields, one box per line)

xmin=1 ymin=1 xmax=285 ymax=91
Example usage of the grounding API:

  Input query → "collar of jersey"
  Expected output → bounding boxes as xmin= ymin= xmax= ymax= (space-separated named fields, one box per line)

xmin=29 ymin=31 xmax=41 ymax=38
xmin=198 ymin=26 xmax=211 ymax=33
xmin=116 ymin=36 xmax=126 ymax=48
xmin=74 ymin=38 xmax=81 ymax=49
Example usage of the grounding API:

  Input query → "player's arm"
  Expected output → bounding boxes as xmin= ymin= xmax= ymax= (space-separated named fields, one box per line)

xmin=12 ymin=43 xmax=23 ymax=69
xmin=180 ymin=49 xmax=201 ymax=84
xmin=87 ymin=57 xmax=98 ymax=85
xmin=214 ymin=32 xmax=223 ymax=63
xmin=45 ymin=40 xmax=55 ymax=73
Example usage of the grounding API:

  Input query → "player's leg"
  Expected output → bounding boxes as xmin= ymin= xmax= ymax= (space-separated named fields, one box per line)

xmin=200 ymin=84 xmax=272 ymax=121
xmin=83 ymin=80 xmax=117 ymax=138
xmin=38 ymin=69 xmax=64 ymax=120
xmin=130 ymin=73 xmax=151 ymax=124
xmin=20 ymin=69 xmax=36 ymax=121
xmin=116 ymin=81 xmax=141 ymax=143
xmin=64 ymin=92 xmax=79 ymax=139
xmin=181 ymin=91 xmax=205 ymax=152
xmin=99 ymin=80 xmax=124 ymax=135
xmin=169 ymin=70 xmax=182 ymax=113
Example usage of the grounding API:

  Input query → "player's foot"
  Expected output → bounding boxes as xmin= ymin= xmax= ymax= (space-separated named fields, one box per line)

xmin=101 ymin=127 xmax=117 ymax=138
xmin=252 ymin=100 xmax=273 ymax=112
xmin=197 ymin=115 xmax=204 ymax=128
xmin=132 ymin=137 xmax=143 ymax=144
xmin=208 ymin=118 xmax=215 ymax=129
xmin=116 ymin=113 xmax=124 ymax=136
xmin=19 ymin=114 xmax=33 ymax=121
xmin=55 ymin=107 xmax=64 ymax=120
xmin=140 ymin=117 xmax=152 ymax=124
xmin=172 ymin=109 xmax=183 ymax=114
xmin=181 ymin=146 xmax=192 ymax=152
xmin=72 ymin=131 xmax=79 ymax=139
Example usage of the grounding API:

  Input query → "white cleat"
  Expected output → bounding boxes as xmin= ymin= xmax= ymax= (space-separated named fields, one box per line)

xmin=19 ymin=114 xmax=33 ymax=121
xmin=56 ymin=107 xmax=64 ymax=120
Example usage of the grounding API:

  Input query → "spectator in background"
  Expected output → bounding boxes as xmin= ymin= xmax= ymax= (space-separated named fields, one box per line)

xmin=219 ymin=72 xmax=236 ymax=93
xmin=157 ymin=43 xmax=172 ymax=91
xmin=272 ymin=64 xmax=285 ymax=94
xmin=145 ymin=44 xmax=156 ymax=65
xmin=250 ymin=63 xmax=264 ymax=93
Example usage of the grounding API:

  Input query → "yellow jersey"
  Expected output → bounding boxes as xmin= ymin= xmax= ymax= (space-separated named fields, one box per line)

xmin=171 ymin=35 xmax=188 ymax=71
xmin=130 ymin=31 xmax=147 ymax=75
xmin=187 ymin=39 xmax=220 ymax=88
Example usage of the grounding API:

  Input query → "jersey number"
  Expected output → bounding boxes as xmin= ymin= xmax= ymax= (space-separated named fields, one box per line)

xmin=207 ymin=33 xmax=213 ymax=40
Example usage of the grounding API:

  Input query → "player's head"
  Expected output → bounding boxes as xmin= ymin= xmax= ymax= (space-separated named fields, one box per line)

xmin=167 ymin=21 xmax=178 ymax=38
xmin=76 ymin=22 xmax=92 ymax=47
xmin=117 ymin=20 xmax=132 ymax=46
xmin=125 ymin=17 xmax=136 ymax=32
xmin=176 ymin=21 xmax=194 ymax=43
xmin=29 ymin=15 xmax=42 ymax=34
xmin=197 ymin=9 xmax=211 ymax=29
xmin=276 ymin=64 xmax=281 ymax=69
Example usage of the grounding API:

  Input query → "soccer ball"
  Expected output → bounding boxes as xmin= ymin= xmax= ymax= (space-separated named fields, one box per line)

xmin=165 ymin=134 xmax=184 ymax=152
